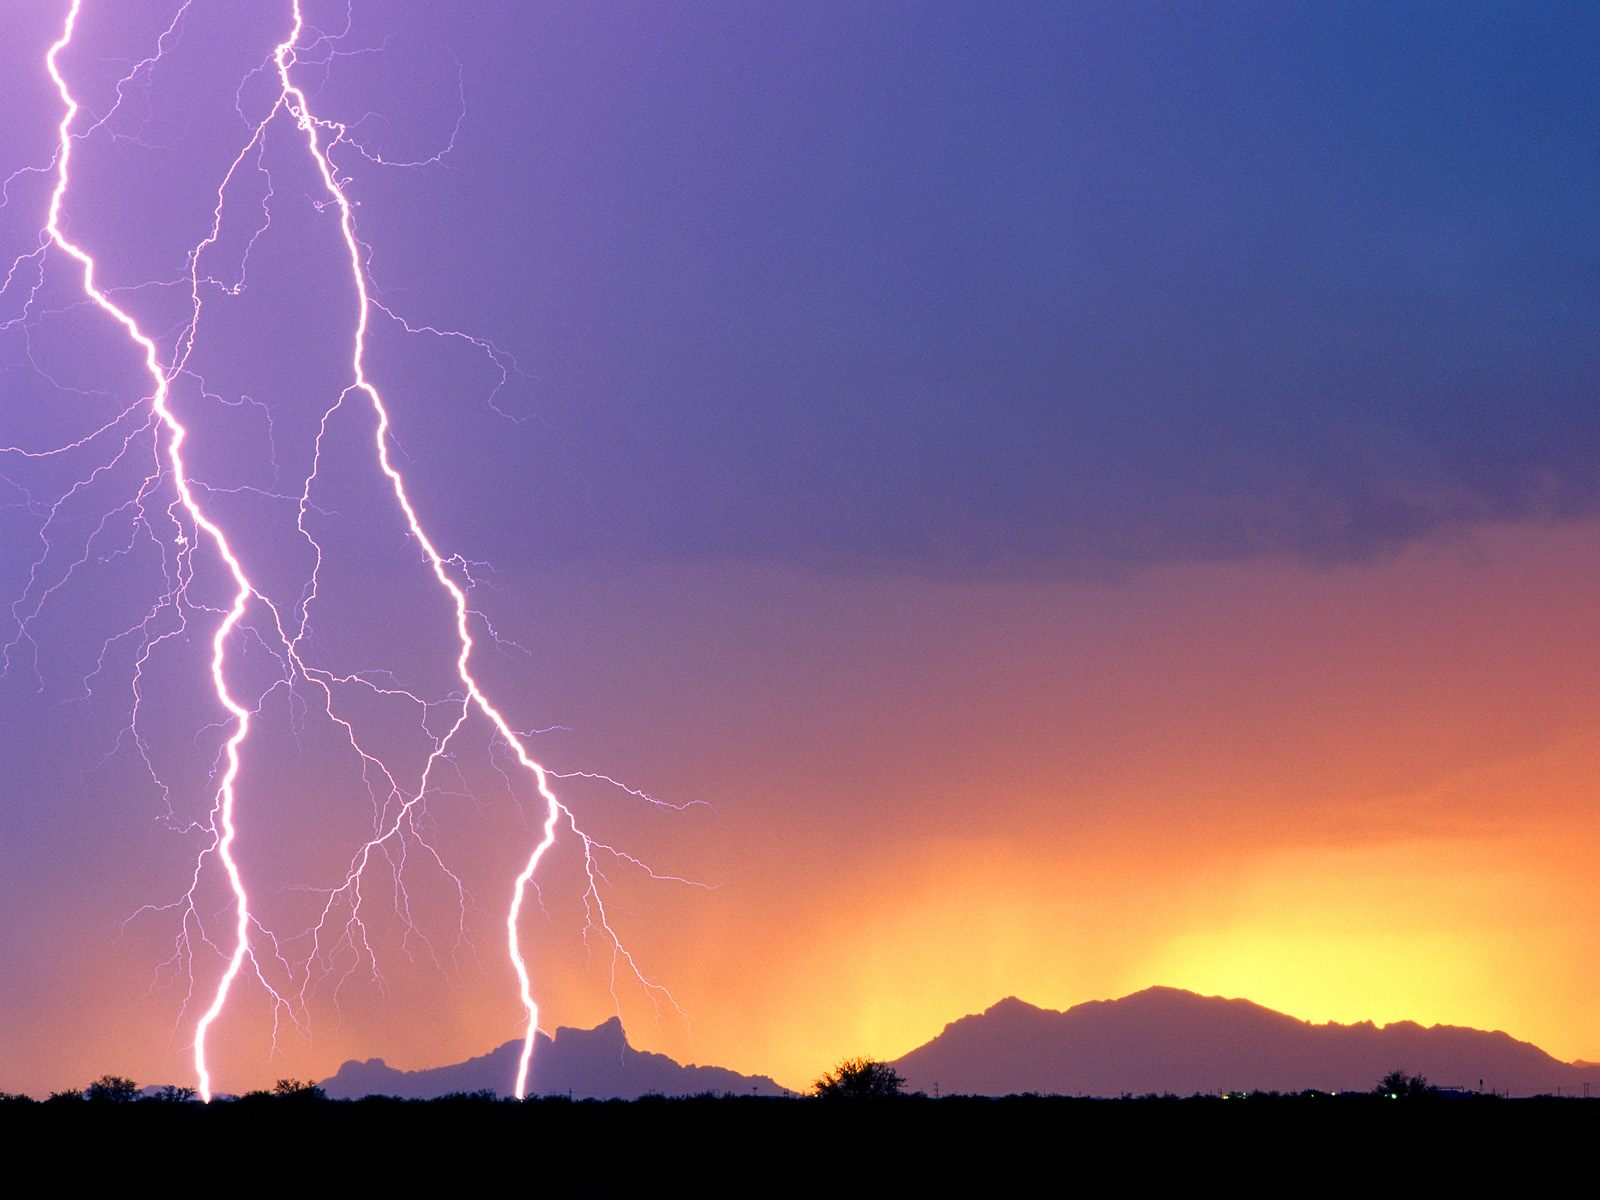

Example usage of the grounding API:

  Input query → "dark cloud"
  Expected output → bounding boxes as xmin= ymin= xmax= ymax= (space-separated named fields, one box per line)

xmin=392 ymin=0 xmax=1596 ymax=579
xmin=20 ymin=1 xmax=1598 ymax=582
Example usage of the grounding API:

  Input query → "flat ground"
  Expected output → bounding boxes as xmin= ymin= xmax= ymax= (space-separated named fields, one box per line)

xmin=5 ymin=1094 xmax=1592 ymax=1192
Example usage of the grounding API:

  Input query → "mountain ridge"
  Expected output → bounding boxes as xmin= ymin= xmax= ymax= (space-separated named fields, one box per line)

xmin=321 ymin=1016 xmax=788 ymax=1100
xmin=893 ymin=986 xmax=1598 ymax=1097
xmin=321 ymin=986 xmax=1597 ymax=1100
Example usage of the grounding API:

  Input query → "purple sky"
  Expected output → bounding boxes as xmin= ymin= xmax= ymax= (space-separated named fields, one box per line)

xmin=2 ymin=1 xmax=1598 ymax=1096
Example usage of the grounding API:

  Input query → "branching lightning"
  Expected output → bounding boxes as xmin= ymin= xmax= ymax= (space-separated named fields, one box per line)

xmin=4 ymin=0 xmax=690 ymax=1101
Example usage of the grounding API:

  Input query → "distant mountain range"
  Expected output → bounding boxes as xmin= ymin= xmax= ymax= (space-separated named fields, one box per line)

xmin=322 ymin=987 xmax=1598 ymax=1100
xmin=321 ymin=1016 xmax=787 ymax=1100
xmin=893 ymin=987 xmax=1600 ymax=1098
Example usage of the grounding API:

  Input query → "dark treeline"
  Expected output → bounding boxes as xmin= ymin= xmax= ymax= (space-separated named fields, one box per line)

xmin=4 ymin=1089 xmax=1595 ymax=1191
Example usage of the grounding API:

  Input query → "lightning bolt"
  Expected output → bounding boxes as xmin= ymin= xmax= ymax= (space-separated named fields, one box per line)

xmin=38 ymin=1 xmax=268 ymax=1104
xmin=8 ymin=0 xmax=689 ymax=1101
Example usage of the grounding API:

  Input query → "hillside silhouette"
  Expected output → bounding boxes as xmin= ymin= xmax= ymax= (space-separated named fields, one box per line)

xmin=893 ymin=987 xmax=1600 ymax=1097
xmin=321 ymin=1016 xmax=786 ymax=1099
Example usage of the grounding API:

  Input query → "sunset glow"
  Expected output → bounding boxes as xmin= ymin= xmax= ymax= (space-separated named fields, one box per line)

xmin=2 ymin=2 xmax=1595 ymax=1099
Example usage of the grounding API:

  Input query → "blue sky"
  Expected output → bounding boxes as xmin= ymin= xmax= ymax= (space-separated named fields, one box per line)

xmin=365 ymin=0 xmax=1600 ymax=577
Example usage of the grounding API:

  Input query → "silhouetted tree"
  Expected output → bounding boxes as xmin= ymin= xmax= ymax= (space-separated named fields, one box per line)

xmin=85 ymin=1075 xmax=140 ymax=1103
xmin=272 ymin=1078 xmax=328 ymax=1101
xmin=150 ymin=1085 xmax=197 ymax=1103
xmin=1376 ymin=1070 xmax=1437 ymax=1100
xmin=813 ymin=1057 xmax=905 ymax=1099
xmin=439 ymin=1090 xmax=500 ymax=1103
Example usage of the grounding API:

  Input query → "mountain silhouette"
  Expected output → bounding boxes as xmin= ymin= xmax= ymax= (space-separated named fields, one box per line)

xmin=322 ymin=1017 xmax=787 ymax=1100
xmin=893 ymin=987 xmax=1600 ymax=1098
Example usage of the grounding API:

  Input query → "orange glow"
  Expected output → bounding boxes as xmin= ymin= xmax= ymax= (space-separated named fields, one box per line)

xmin=6 ymin=517 xmax=1598 ymax=1095
xmin=1142 ymin=833 xmax=1600 ymax=1052
xmin=592 ymin=517 xmax=1600 ymax=1088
